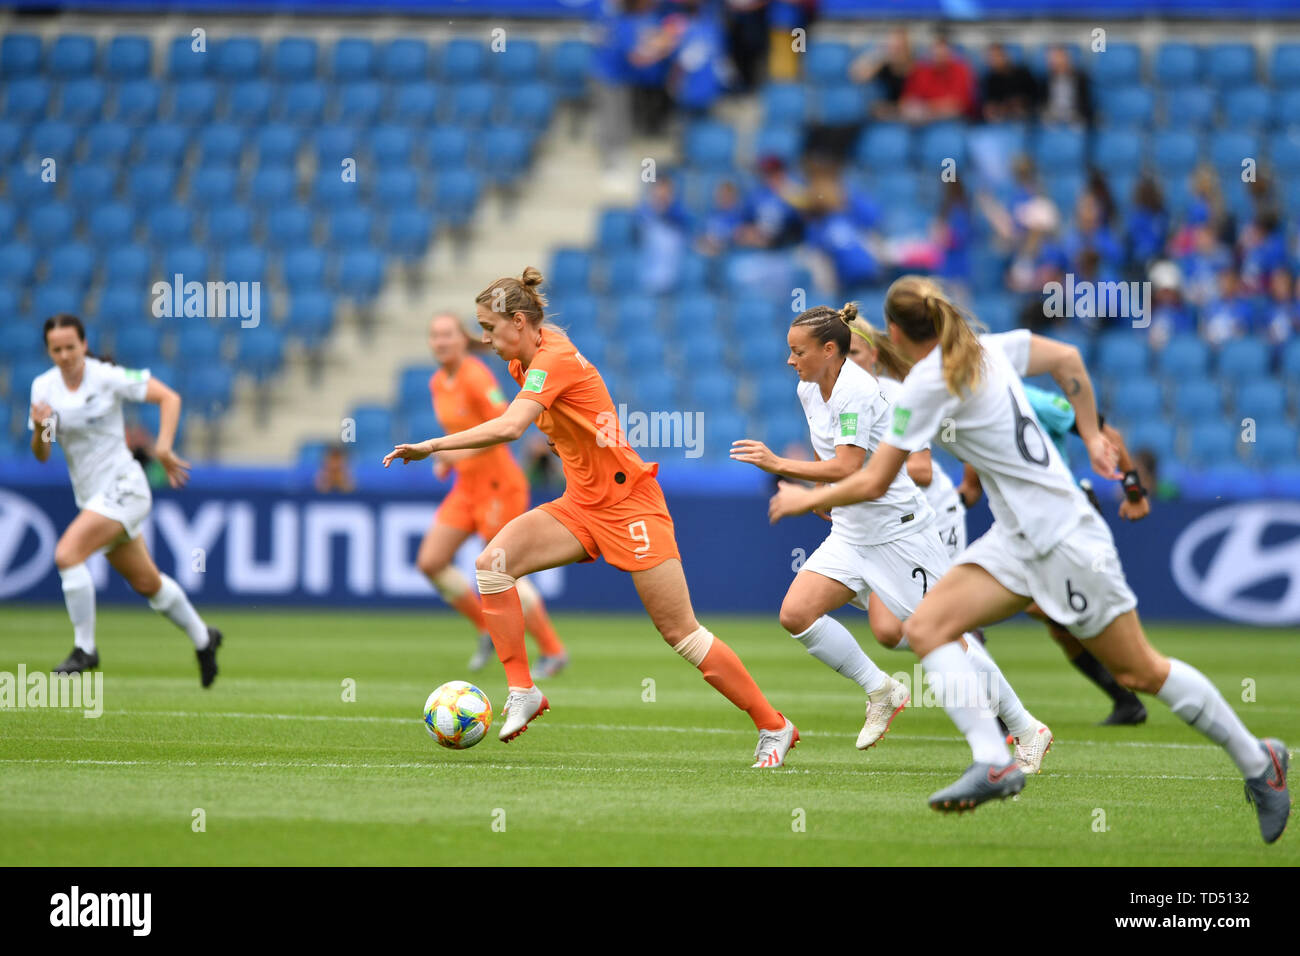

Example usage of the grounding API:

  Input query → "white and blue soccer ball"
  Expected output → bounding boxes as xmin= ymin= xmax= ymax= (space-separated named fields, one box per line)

xmin=423 ymin=681 xmax=493 ymax=750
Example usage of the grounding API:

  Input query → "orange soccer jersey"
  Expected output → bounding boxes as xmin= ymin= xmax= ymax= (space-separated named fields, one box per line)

xmin=431 ymin=354 xmax=529 ymax=541
xmin=509 ymin=328 xmax=678 ymax=571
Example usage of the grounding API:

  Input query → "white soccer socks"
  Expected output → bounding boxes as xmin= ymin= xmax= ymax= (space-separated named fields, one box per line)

xmin=1157 ymin=658 xmax=1269 ymax=779
xmin=147 ymin=573 xmax=210 ymax=649
xmin=59 ymin=563 xmax=96 ymax=653
xmin=791 ymin=616 xmax=888 ymax=694
xmin=921 ymin=641 xmax=1009 ymax=765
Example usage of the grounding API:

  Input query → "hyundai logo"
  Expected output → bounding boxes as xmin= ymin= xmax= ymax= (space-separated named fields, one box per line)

xmin=0 ymin=490 xmax=57 ymax=600
xmin=1170 ymin=502 xmax=1300 ymax=626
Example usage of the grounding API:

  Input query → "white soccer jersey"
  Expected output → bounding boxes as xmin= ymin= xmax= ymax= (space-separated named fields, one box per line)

xmin=887 ymin=329 xmax=1092 ymax=559
xmin=796 ymin=359 xmax=933 ymax=546
xmin=29 ymin=358 xmax=151 ymax=508
xmin=876 ymin=376 xmax=962 ymax=516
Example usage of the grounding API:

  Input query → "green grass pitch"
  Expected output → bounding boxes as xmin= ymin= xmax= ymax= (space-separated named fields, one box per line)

xmin=1 ymin=606 xmax=1296 ymax=866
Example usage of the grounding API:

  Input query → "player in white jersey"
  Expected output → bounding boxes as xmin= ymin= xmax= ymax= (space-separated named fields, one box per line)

xmin=28 ymin=315 xmax=223 ymax=686
xmin=732 ymin=303 xmax=1049 ymax=769
xmin=769 ymin=277 xmax=1289 ymax=843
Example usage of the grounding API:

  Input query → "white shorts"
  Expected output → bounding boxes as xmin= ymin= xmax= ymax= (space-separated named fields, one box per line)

xmin=83 ymin=463 xmax=152 ymax=545
xmin=956 ymin=510 xmax=1138 ymax=639
xmin=801 ymin=526 xmax=953 ymax=622
xmin=933 ymin=502 xmax=967 ymax=559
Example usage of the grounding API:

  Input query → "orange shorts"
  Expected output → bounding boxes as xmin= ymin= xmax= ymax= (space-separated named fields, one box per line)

xmin=435 ymin=474 xmax=529 ymax=542
xmin=539 ymin=475 xmax=681 ymax=572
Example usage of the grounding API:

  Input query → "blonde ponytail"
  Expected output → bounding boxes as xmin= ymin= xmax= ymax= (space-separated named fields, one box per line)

xmin=839 ymin=307 xmax=913 ymax=381
xmin=883 ymin=275 xmax=985 ymax=396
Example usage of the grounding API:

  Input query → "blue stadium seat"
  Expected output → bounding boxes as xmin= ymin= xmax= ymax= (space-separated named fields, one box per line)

xmin=972 ymin=292 xmax=1016 ymax=333
xmin=283 ymin=246 xmax=326 ymax=290
xmin=1152 ymin=130 xmax=1201 ymax=178
xmin=382 ymin=209 xmax=433 ymax=261
xmin=1034 ymin=127 xmax=1085 ymax=171
xmin=1098 ymin=87 xmax=1153 ymax=128
xmin=1095 ymin=332 xmax=1149 ymax=379
xmin=189 ymin=163 xmax=239 ymax=209
xmin=1159 ymin=86 xmax=1215 ymax=129
xmin=338 ymin=80 xmax=384 ymax=126
xmin=548 ymin=39 xmax=592 ymax=100
xmin=167 ymin=35 xmax=209 ymax=78
xmin=1206 ymin=43 xmax=1256 ymax=90
xmin=480 ymin=126 xmax=531 ymax=184
xmin=287 ymin=289 xmax=335 ymax=346
xmin=1252 ymin=424 xmax=1300 ymax=467
xmin=1269 ymin=131 xmax=1300 ymax=175
xmin=1222 ymin=86 xmax=1273 ymax=131
xmin=114 ymin=325 xmax=164 ymax=368
xmin=115 ymin=78 xmax=161 ymax=122
xmin=1217 ymin=337 xmax=1270 ymax=382
xmin=1088 ymin=42 xmax=1141 ymax=87
xmin=382 ymin=38 xmax=432 ymax=82
xmin=29 ymin=119 xmax=76 ymax=161
xmin=1 ymin=34 xmax=42 ymax=78
xmin=0 ymin=120 xmax=23 ymax=164
xmin=32 ymin=283 xmax=82 ymax=320
xmin=491 ymin=39 xmax=541 ymax=84
xmin=502 ymin=82 xmax=555 ymax=132
xmin=235 ymin=325 xmax=285 ymax=383
xmin=104 ymin=244 xmax=151 ymax=286
xmin=622 ymin=329 xmax=666 ymax=368
xmin=162 ymin=244 xmax=209 ymax=282
xmin=917 ymin=124 xmax=966 ymax=170
xmin=336 ymin=248 xmax=384 ymax=300
xmin=228 ymin=79 xmax=273 ymax=125
xmin=1157 ymin=334 xmax=1209 ymax=378
xmin=690 ymin=372 xmax=738 ymax=412
xmin=762 ymin=83 xmax=805 ymax=126
xmin=333 ymin=38 xmax=376 ymax=80
xmin=105 ymin=35 xmax=151 ymax=79
xmin=50 ymin=35 xmax=96 ymax=79
xmin=814 ymin=85 xmax=865 ymax=125
xmin=370 ymin=125 xmax=414 ymax=166
xmin=805 ymin=41 xmax=852 ymax=86
xmin=439 ymin=39 xmax=486 ymax=82
xmin=857 ymin=123 xmax=910 ymax=170
xmin=596 ymin=209 xmax=637 ymax=251
xmin=424 ymin=125 xmax=470 ymax=168
xmin=393 ymin=81 xmax=441 ymax=125
xmin=1172 ymin=381 xmax=1223 ymax=419
xmin=1111 ymin=379 xmax=1162 ymax=419
xmin=171 ymin=78 xmax=219 ymax=124
xmin=215 ymin=37 xmax=262 ymax=79
xmin=49 ymin=243 xmax=95 ymax=290
xmin=184 ymin=366 xmax=235 ymax=420
xmin=175 ymin=324 xmax=226 ymax=363
xmin=432 ymin=169 xmax=480 ymax=227
xmin=207 ymin=205 xmax=254 ymax=245
xmin=1281 ymin=338 xmax=1300 ymax=382
xmin=59 ymin=77 xmax=106 ymax=122
xmin=1091 ymin=128 xmax=1143 ymax=177
xmin=349 ymin=404 xmax=393 ymax=446
xmin=1123 ymin=419 xmax=1176 ymax=462
xmin=684 ymin=121 xmax=735 ymax=172
xmin=1271 ymin=42 xmax=1300 ymax=88
xmin=373 ymin=165 xmax=421 ymax=210
xmin=224 ymin=245 xmax=268 ymax=284
xmin=0 ymin=243 xmax=36 ymax=286
xmin=312 ymin=168 xmax=359 ymax=207
xmin=0 ymin=200 xmax=15 ymax=242
xmin=255 ymin=124 xmax=299 ymax=166
xmin=1235 ymin=379 xmax=1288 ymax=423
xmin=313 ymin=123 xmax=358 ymax=165
xmin=198 ymin=122 xmax=245 ymax=165
xmin=99 ymin=284 xmax=148 ymax=328
xmin=550 ymin=294 xmax=600 ymax=337
xmin=1185 ymin=421 xmax=1239 ymax=466
xmin=28 ymin=203 xmax=75 ymax=249
xmin=147 ymin=202 xmax=194 ymax=246
xmin=4 ymin=77 xmax=51 ymax=121
xmin=328 ymin=206 xmax=374 ymax=248
xmin=251 ymin=165 xmax=298 ymax=205
xmin=549 ymin=248 xmax=592 ymax=295
xmin=280 ymin=80 xmax=326 ymax=125
xmin=753 ymin=124 xmax=801 ymax=165
xmin=84 ymin=120 xmax=131 ymax=163
xmin=272 ymin=37 xmax=317 ymax=81
xmin=1154 ymin=43 xmax=1200 ymax=89
xmin=140 ymin=122 xmax=189 ymax=164
xmin=612 ymin=298 xmax=659 ymax=335
xmin=398 ymin=366 xmax=436 ymax=407
xmin=87 ymin=202 xmax=135 ymax=247
xmin=449 ymin=82 xmax=495 ymax=127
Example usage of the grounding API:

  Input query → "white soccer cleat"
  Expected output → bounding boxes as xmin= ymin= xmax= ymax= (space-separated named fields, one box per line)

xmin=857 ymin=676 xmax=910 ymax=750
xmin=498 ymin=685 xmax=549 ymax=742
xmin=1013 ymin=719 xmax=1054 ymax=774
xmin=752 ymin=715 xmax=799 ymax=768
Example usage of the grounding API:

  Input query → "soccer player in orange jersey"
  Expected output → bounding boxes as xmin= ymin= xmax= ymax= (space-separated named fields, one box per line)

xmin=386 ymin=268 xmax=797 ymax=766
xmin=416 ymin=312 xmax=567 ymax=676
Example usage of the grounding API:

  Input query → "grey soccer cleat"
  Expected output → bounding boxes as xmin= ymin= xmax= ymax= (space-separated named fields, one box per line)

xmin=1244 ymin=738 xmax=1290 ymax=844
xmin=467 ymin=632 xmax=495 ymax=672
xmin=929 ymin=761 xmax=1025 ymax=813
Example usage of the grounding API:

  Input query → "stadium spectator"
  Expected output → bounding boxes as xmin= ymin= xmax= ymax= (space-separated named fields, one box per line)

xmin=637 ymin=173 xmax=693 ymax=293
xmin=1126 ymin=176 xmax=1170 ymax=272
xmin=1062 ymin=192 xmax=1124 ymax=276
xmin=898 ymin=30 xmax=977 ymax=123
xmin=1037 ymin=44 xmax=1093 ymax=127
xmin=1239 ymin=207 xmax=1288 ymax=295
xmin=1175 ymin=213 xmax=1233 ymax=308
xmin=850 ymin=26 xmax=913 ymax=120
xmin=626 ymin=0 xmax=677 ymax=136
xmin=767 ymin=0 xmax=817 ymax=81
xmin=665 ymin=0 xmax=731 ymax=118
xmin=736 ymin=154 xmax=804 ymax=249
xmin=1202 ymin=269 xmax=1254 ymax=345
xmin=980 ymin=41 xmax=1038 ymax=122
xmin=1261 ymin=268 xmax=1299 ymax=345
xmin=696 ymin=177 xmax=746 ymax=255
xmin=315 ymin=445 xmax=355 ymax=494
xmin=723 ymin=0 xmax=769 ymax=93
xmin=798 ymin=163 xmax=883 ymax=292
xmin=934 ymin=178 xmax=974 ymax=293
xmin=1147 ymin=260 xmax=1198 ymax=349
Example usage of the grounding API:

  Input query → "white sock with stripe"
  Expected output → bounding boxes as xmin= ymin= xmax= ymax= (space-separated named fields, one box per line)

xmin=1157 ymin=658 xmax=1268 ymax=778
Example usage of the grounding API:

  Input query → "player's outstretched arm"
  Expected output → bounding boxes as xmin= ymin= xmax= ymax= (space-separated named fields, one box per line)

xmin=730 ymin=438 xmax=865 ymax=481
xmin=1022 ymin=335 xmax=1118 ymax=479
xmin=145 ymin=377 xmax=190 ymax=488
xmin=1105 ymin=422 xmax=1151 ymax=521
xmin=384 ymin=396 xmax=544 ymax=467
xmin=769 ymin=442 xmax=908 ymax=523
